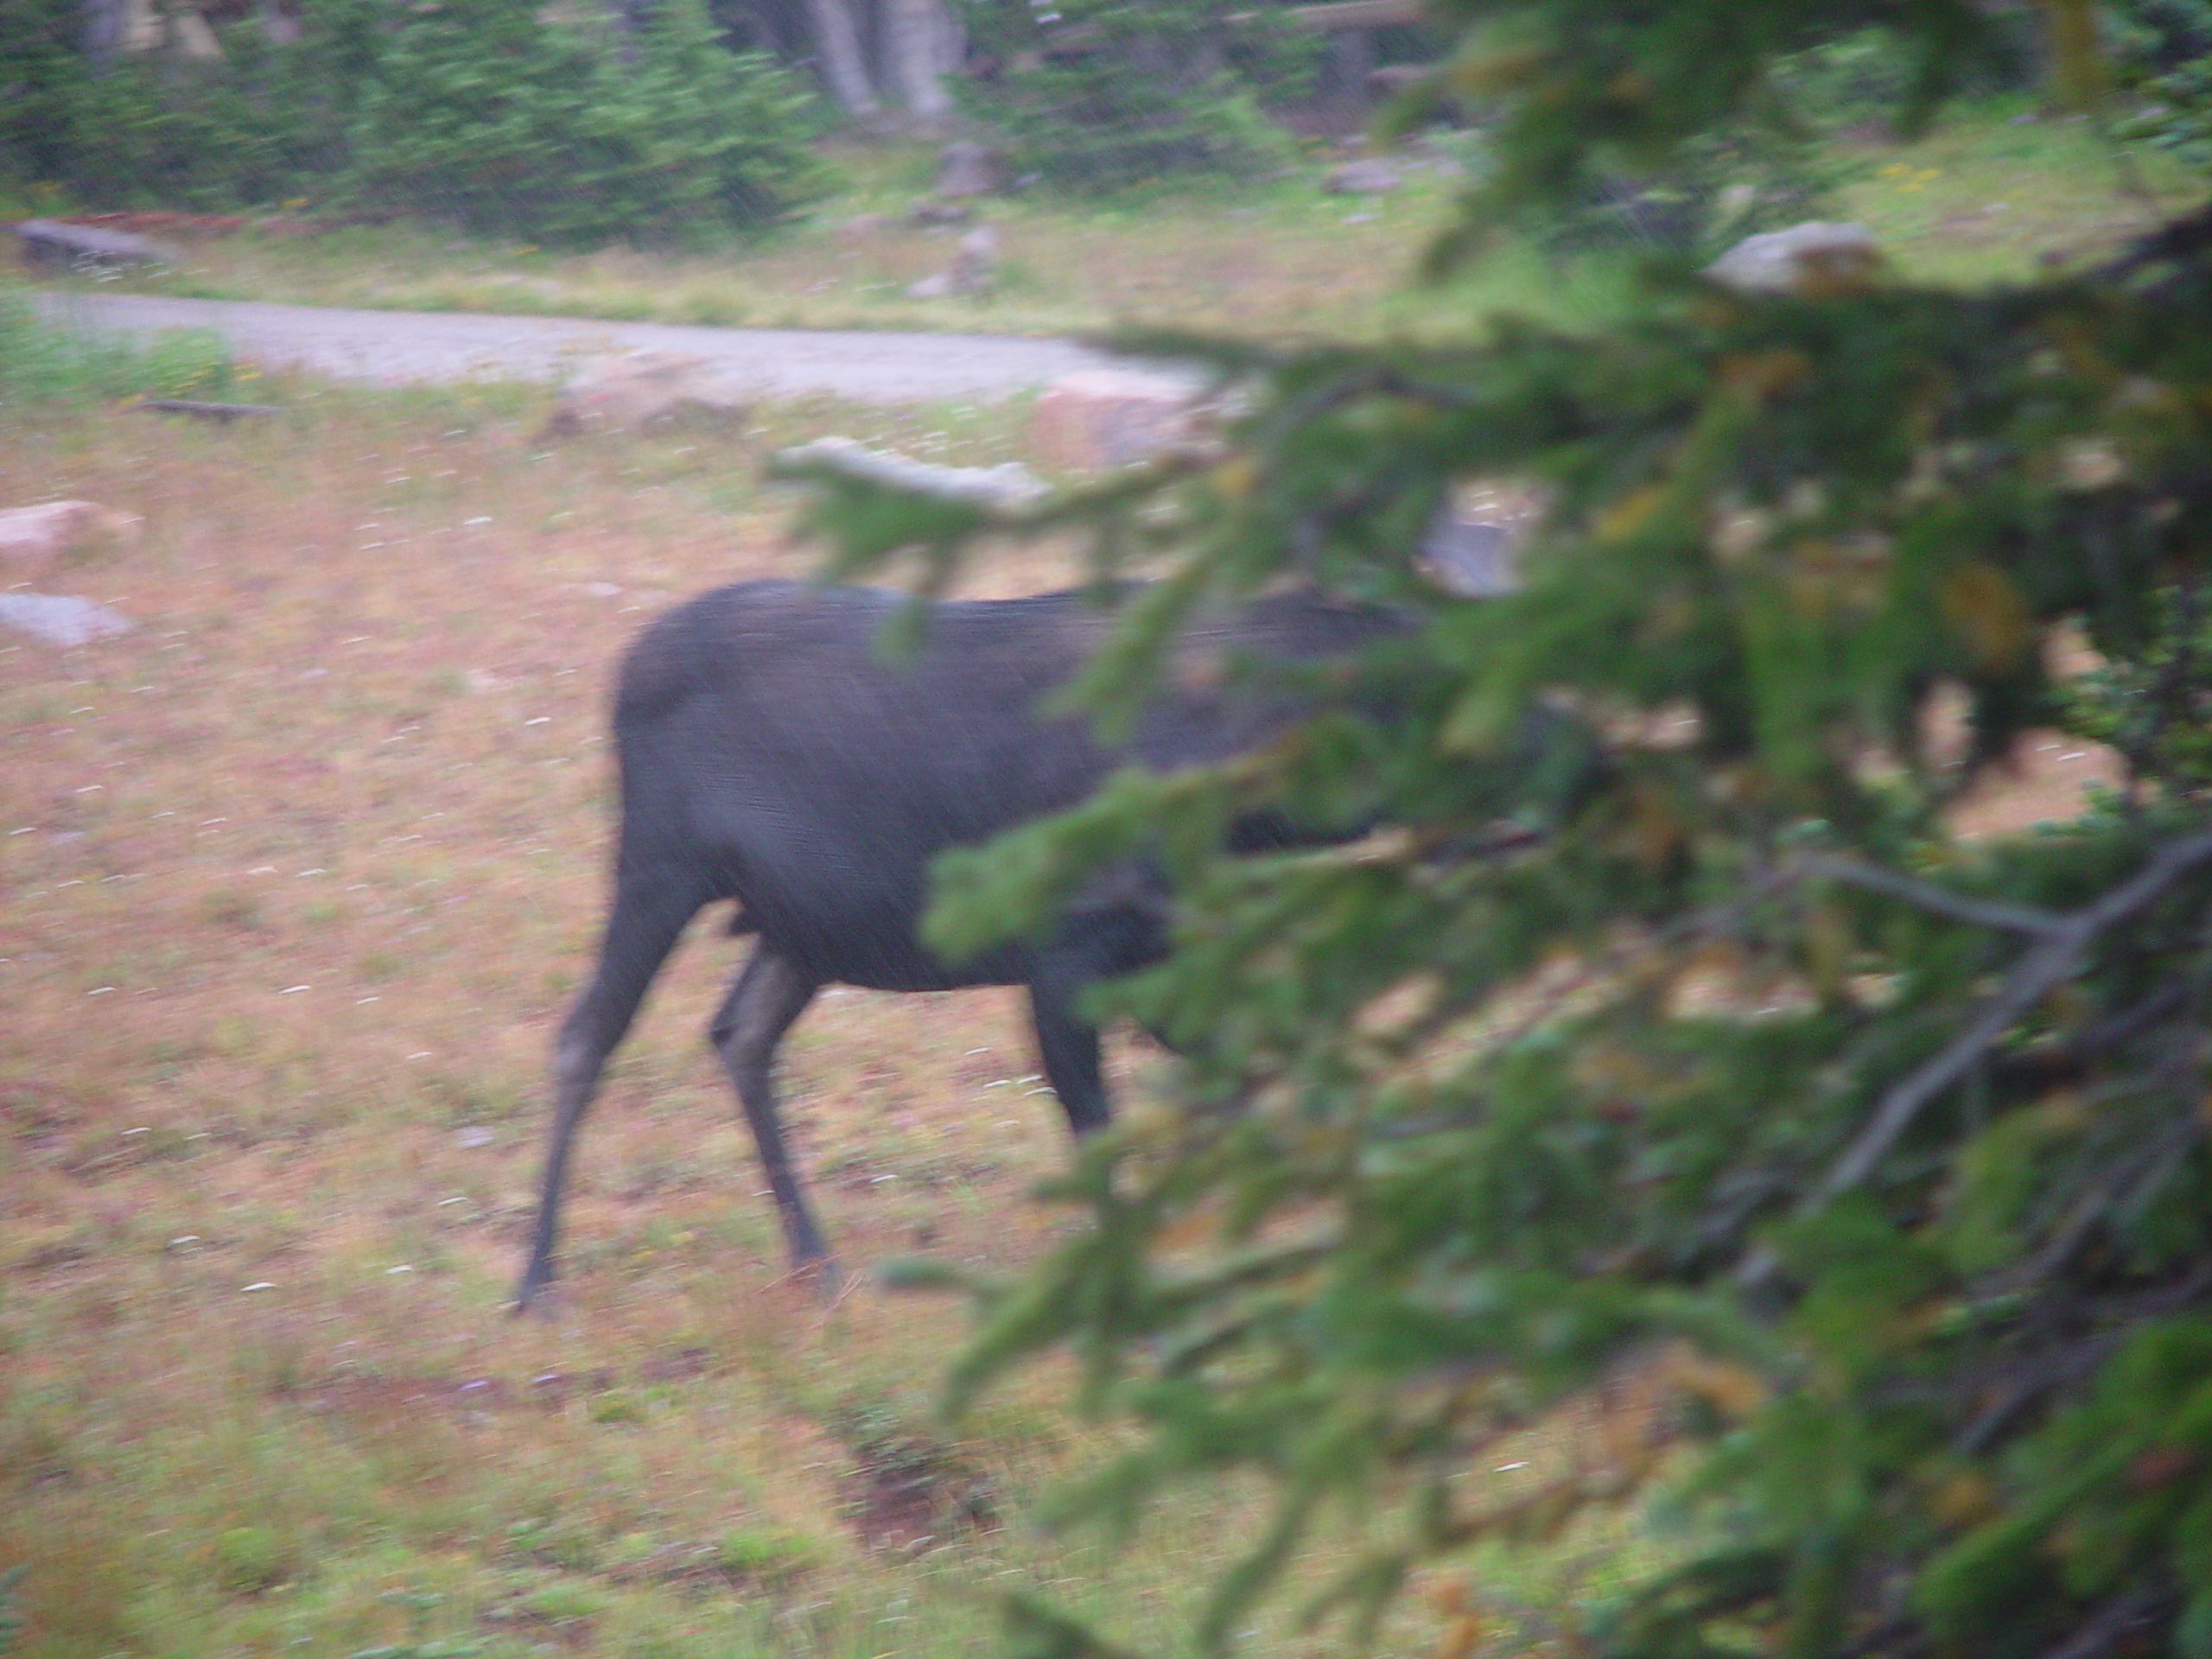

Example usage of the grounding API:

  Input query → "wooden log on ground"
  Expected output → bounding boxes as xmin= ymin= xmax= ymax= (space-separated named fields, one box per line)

xmin=127 ymin=398 xmax=284 ymax=423
xmin=16 ymin=218 xmax=182 ymax=270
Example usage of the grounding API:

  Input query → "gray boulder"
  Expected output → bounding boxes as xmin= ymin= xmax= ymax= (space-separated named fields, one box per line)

xmin=0 ymin=500 xmax=141 ymax=579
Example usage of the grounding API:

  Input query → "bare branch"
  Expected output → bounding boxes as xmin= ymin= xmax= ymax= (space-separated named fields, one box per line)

xmin=1735 ymin=826 xmax=2212 ymax=1287
xmin=1994 ymin=1094 xmax=2204 ymax=1295
xmin=2038 ymin=1581 xmax=2166 ymax=1659
xmin=1795 ymin=852 xmax=2067 ymax=938
xmin=1809 ymin=826 xmax=2212 ymax=1206
xmin=1952 ymin=1265 xmax=2212 ymax=1456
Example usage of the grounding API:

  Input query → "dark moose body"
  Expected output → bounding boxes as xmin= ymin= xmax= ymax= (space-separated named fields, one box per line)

xmin=515 ymin=578 xmax=1394 ymax=1308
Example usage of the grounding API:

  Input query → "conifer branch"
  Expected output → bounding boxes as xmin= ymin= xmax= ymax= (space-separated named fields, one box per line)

xmin=1793 ymin=853 xmax=2068 ymax=938
xmin=1808 ymin=825 xmax=2212 ymax=1206
xmin=2038 ymin=1580 xmax=2168 ymax=1659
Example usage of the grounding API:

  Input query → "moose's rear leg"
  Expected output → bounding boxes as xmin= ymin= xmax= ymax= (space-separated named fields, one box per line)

xmin=515 ymin=868 xmax=706 ymax=1313
xmin=1029 ymin=962 xmax=1111 ymax=1138
xmin=710 ymin=944 xmax=829 ymax=1274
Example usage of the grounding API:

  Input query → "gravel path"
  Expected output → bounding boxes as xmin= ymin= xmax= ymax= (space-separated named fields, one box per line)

xmin=35 ymin=290 xmax=1174 ymax=404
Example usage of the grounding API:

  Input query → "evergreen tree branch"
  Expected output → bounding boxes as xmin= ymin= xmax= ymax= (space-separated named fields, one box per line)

xmin=2037 ymin=1580 xmax=2169 ymax=1659
xmin=1801 ymin=823 xmax=2212 ymax=1211
xmin=1793 ymin=853 xmax=2069 ymax=938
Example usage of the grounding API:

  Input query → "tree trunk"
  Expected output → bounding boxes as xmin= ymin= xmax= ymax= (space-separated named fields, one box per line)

xmin=81 ymin=0 xmax=130 ymax=67
xmin=883 ymin=0 xmax=951 ymax=121
xmin=804 ymin=0 xmax=880 ymax=117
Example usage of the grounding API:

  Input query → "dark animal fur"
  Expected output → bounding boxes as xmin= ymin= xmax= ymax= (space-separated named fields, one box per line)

xmin=514 ymin=579 xmax=1392 ymax=1307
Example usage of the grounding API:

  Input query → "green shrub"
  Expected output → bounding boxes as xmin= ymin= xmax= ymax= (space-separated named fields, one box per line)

xmin=2117 ymin=25 xmax=2212 ymax=165
xmin=0 ymin=0 xmax=829 ymax=244
xmin=348 ymin=0 xmax=828 ymax=245
xmin=0 ymin=0 xmax=94 ymax=192
xmin=959 ymin=0 xmax=1307 ymax=193
xmin=1769 ymin=25 xmax=1921 ymax=129
xmin=0 ymin=0 xmax=381 ymax=210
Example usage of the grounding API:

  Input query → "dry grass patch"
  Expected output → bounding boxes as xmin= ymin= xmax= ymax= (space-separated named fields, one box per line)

xmin=0 ymin=383 xmax=1407 ymax=1659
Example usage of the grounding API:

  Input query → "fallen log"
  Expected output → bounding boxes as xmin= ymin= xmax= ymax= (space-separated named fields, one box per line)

xmin=127 ymin=398 xmax=284 ymax=423
xmin=16 ymin=218 xmax=181 ymax=270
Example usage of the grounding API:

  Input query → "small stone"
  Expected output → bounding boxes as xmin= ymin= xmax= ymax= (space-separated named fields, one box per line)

xmin=1322 ymin=159 xmax=1403 ymax=195
xmin=454 ymin=1126 xmax=496 ymax=1149
xmin=1420 ymin=518 xmax=1518 ymax=596
xmin=935 ymin=140 xmax=1011 ymax=200
xmin=906 ymin=226 xmax=1000 ymax=300
xmin=0 ymin=593 xmax=135 ymax=647
xmin=1418 ymin=481 xmax=1544 ymax=596
xmin=909 ymin=200 xmax=975 ymax=229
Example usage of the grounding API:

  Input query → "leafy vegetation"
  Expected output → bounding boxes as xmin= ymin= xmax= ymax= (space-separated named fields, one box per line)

xmin=348 ymin=0 xmax=829 ymax=246
xmin=761 ymin=5 xmax=2212 ymax=1657
xmin=0 ymin=286 xmax=231 ymax=404
xmin=0 ymin=0 xmax=827 ymax=243
xmin=958 ymin=0 xmax=1311 ymax=192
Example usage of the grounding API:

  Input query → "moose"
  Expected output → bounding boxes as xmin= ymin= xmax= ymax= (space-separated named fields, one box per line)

xmin=513 ymin=577 xmax=1399 ymax=1310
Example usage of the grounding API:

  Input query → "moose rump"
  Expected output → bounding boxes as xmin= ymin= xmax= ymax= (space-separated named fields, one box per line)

xmin=515 ymin=578 xmax=1390 ymax=1309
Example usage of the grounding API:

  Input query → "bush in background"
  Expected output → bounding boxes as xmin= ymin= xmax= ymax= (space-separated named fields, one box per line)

xmin=2114 ymin=0 xmax=2212 ymax=163
xmin=0 ymin=0 xmax=829 ymax=245
xmin=959 ymin=0 xmax=1309 ymax=193
xmin=349 ymin=0 xmax=827 ymax=245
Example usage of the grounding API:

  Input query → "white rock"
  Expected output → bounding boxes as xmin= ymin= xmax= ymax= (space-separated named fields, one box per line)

xmin=1421 ymin=518 xmax=1518 ymax=595
xmin=0 ymin=593 xmax=136 ymax=647
xmin=776 ymin=437 xmax=1046 ymax=510
xmin=0 ymin=500 xmax=142 ymax=578
xmin=537 ymin=350 xmax=748 ymax=439
xmin=1706 ymin=221 xmax=1882 ymax=295
xmin=1028 ymin=370 xmax=1202 ymax=471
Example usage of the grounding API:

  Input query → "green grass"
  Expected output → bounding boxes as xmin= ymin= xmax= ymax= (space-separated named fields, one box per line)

xmin=0 ymin=286 xmax=232 ymax=405
xmin=1834 ymin=96 xmax=2205 ymax=283
xmin=20 ymin=134 xmax=1618 ymax=345
xmin=22 ymin=105 xmax=2203 ymax=353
